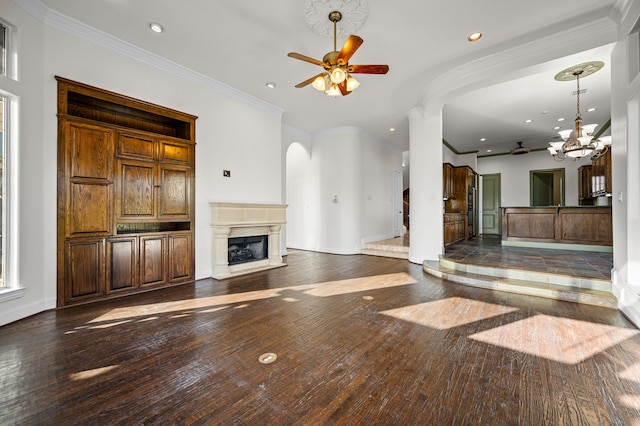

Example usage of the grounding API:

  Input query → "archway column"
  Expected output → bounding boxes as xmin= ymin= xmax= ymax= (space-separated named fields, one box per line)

xmin=408 ymin=106 xmax=444 ymax=264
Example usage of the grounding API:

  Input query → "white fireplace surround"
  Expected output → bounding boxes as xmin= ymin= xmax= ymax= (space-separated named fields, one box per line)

xmin=210 ymin=202 xmax=287 ymax=279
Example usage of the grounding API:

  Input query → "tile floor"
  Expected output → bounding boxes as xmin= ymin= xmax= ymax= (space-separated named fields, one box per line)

xmin=443 ymin=235 xmax=613 ymax=280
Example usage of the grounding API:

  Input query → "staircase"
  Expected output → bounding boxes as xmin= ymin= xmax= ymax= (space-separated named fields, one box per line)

xmin=423 ymin=257 xmax=616 ymax=308
xmin=361 ymin=238 xmax=409 ymax=259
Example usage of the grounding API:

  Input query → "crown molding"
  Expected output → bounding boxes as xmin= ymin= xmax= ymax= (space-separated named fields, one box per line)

xmin=11 ymin=0 xmax=48 ymax=21
xmin=12 ymin=0 xmax=285 ymax=117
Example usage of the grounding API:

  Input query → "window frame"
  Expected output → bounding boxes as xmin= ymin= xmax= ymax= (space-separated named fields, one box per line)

xmin=0 ymin=16 xmax=22 ymax=301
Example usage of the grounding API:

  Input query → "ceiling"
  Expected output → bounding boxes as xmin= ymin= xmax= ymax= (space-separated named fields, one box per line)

xmin=36 ymin=0 xmax=618 ymax=153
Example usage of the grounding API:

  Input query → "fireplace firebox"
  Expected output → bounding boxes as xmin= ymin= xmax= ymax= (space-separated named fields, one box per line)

xmin=228 ymin=235 xmax=268 ymax=265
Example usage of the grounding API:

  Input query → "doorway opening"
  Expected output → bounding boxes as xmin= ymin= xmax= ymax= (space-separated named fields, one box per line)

xmin=530 ymin=168 xmax=565 ymax=206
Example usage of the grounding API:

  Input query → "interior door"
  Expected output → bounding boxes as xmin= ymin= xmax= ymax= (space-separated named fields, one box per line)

xmin=481 ymin=174 xmax=501 ymax=235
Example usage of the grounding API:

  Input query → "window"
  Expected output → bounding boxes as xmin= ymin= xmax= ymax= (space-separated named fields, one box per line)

xmin=0 ymin=96 xmax=4 ymax=288
xmin=0 ymin=22 xmax=5 ymax=76
xmin=0 ymin=16 xmax=19 ymax=299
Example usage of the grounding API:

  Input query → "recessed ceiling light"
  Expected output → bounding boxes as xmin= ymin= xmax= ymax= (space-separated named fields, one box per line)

xmin=557 ymin=117 xmax=566 ymax=122
xmin=468 ymin=32 xmax=482 ymax=42
xmin=553 ymin=126 xmax=561 ymax=130
xmin=524 ymin=119 xmax=533 ymax=123
xmin=541 ymin=110 xmax=548 ymax=114
xmin=480 ymin=138 xmax=486 ymax=141
xmin=266 ymin=82 xmax=276 ymax=89
xmin=149 ymin=22 xmax=164 ymax=33
xmin=486 ymin=149 xmax=492 ymax=153
xmin=587 ymin=107 xmax=597 ymax=112
xmin=389 ymin=128 xmax=395 ymax=132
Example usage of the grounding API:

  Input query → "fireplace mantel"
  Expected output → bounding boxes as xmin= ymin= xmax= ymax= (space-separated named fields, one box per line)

xmin=210 ymin=202 xmax=287 ymax=279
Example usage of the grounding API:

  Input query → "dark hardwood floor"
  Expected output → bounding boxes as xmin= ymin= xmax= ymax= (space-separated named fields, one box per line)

xmin=1 ymin=250 xmax=639 ymax=425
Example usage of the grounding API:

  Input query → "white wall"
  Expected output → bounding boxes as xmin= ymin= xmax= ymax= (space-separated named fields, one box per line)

xmin=477 ymin=150 xmax=585 ymax=207
xmin=0 ymin=3 xmax=284 ymax=325
xmin=286 ymin=127 xmax=402 ymax=254
xmin=0 ymin=1 xmax=50 ymax=325
xmin=610 ymin=0 xmax=640 ymax=327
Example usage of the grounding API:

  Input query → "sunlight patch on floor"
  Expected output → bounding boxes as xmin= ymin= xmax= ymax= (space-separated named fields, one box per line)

xmin=302 ymin=273 xmax=417 ymax=297
xmin=380 ymin=297 xmax=518 ymax=330
xmin=86 ymin=273 xmax=416 ymax=325
xmin=619 ymin=362 xmax=640 ymax=383
xmin=69 ymin=365 xmax=119 ymax=381
xmin=469 ymin=314 xmax=640 ymax=364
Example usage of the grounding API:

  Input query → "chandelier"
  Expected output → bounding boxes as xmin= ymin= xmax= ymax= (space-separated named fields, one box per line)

xmin=547 ymin=62 xmax=611 ymax=161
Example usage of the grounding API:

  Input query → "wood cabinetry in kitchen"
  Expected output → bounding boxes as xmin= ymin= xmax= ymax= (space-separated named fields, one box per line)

xmin=591 ymin=149 xmax=612 ymax=197
xmin=577 ymin=165 xmax=594 ymax=205
xmin=57 ymin=77 xmax=197 ymax=306
xmin=443 ymin=164 xmax=477 ymax=246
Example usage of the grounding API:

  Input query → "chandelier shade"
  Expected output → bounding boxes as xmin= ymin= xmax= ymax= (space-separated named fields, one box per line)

xmin=547 ymin=62 xmax=610 ymax=162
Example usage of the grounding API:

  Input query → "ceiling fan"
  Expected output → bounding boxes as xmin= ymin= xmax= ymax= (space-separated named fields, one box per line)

xmin=287 ymin=10 xmax=389 ymax=96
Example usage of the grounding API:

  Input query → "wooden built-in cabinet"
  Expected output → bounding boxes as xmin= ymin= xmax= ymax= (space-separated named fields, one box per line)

xmin=443 ymin=163 xmax=454 ymax=200
xmin=591 ymin=149 xmax=612 ymax=197
xmin=57 ymin=77 xmax=197 ymax=306
xmin=577 ymin=165 xmax=594 ymax=205
xmin=444 ymin=213 xmax=466 ymax=246
xmin=443 ymin=164 xmax=477 ymax=246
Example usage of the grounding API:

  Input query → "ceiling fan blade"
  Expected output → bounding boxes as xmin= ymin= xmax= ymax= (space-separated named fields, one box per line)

xmin=337 ymin=35 xmax=364 ymax=64
xmin=288 ymin=52 xmax=326 ymax=68
xmin=347 ymin=64 xmax=390 ymax=74
xmin=338 ymin=81 xmax=351 ymax=96
xmin=295 ymin=73 xmax=325 ymax=88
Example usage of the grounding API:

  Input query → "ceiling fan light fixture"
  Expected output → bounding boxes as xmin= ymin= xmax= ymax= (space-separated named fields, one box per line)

xmin=325 ymin=84 xmax=341 ymax=97
xmin=330 ymin=67 xmax=347 ymax=84
xmin=346 ymin=75 xmax=360 ymax=91
xmin=288 ymin=6 xmax=388 ymax=97
xmin=312 ymin=74 xmax=327 ymax=91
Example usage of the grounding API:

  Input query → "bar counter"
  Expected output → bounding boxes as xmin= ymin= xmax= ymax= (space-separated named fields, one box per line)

xmin=501 ymin=206 xmax=612 ymax=249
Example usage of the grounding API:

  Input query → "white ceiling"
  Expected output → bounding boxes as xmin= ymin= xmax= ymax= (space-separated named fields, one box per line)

xmin=37 ymin=0 xmax=618 ymax=153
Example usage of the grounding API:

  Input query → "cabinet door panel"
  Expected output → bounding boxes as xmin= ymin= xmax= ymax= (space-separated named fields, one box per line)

xmin=117 ymin=133 xmax=155 ymax=160
xmin=66 ymin=239 xmax=105 ymax=301
xmin=158 ymin=165 xmax=191 ymax=218
xmin=168 ymin=233 xmax=193 ymax=282
xmin=159 ymin=140 xmax=193 ymax=164
xmin=68 ymin=182 xmax=111 ymax=236
xmin=117 ymin=160 xmax=156 ymax=218
xmin=107 ymin=237 xmax=138 ymax=292
xmin=140 ymin=235 xmax=167 ymax=287
xmin=67 ymin=122 xmax=114 ymax=181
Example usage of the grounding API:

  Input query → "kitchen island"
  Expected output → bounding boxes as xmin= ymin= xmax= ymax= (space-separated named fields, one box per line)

xmin=501 ymin=206 xmax=612 ymax=252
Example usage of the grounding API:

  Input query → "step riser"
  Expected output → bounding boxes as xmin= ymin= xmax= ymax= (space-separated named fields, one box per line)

xmin=361 ymin=249 xmax=409 ymax=260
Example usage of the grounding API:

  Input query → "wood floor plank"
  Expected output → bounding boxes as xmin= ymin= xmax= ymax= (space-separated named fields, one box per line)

xmin=1 ymin=250 xmax=639 ymax=425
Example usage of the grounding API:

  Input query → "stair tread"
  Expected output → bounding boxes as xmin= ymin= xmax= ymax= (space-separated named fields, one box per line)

xmin=423 ymin=260 xmax=617 ymax=307
xmin=440 ymin=257 xmax=611 ymax=282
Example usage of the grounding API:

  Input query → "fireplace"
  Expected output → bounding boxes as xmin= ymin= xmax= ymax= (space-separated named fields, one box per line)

xmin=228 ymin=235 xmax=268 ymax=265
xmin=210 ymin=202 xmax=287 ymax=279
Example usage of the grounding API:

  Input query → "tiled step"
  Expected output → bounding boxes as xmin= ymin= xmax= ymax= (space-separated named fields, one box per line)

xmin=423 ymin=259 xmax=617 ymax=308
xmin=361 ymin=243 xmax=409 ymax=260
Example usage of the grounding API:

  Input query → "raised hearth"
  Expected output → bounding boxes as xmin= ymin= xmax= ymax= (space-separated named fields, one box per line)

xmin=210 ymin=202 xmax=287 ymax=279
